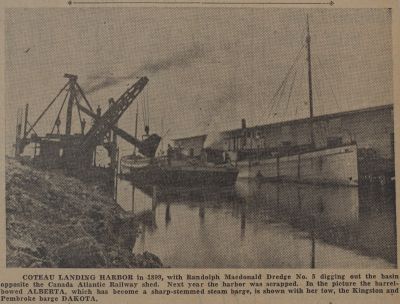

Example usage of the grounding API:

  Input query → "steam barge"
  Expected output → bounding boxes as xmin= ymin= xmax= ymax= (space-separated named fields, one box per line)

xmin=120 ymin=153 xmax=239 ymax=187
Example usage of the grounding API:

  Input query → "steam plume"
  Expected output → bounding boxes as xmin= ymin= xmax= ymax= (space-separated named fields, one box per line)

xmin=137 ymin=43 xmax=205 ymax=74
xmin=85 ymin=43 xmax=206 ymax=95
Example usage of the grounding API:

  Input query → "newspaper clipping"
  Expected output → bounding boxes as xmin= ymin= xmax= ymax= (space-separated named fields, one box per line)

xmin=1 ymin=0 xmax=399 ymax=303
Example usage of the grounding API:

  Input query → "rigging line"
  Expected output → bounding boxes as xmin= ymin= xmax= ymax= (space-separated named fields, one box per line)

xmin=135 ymin=101 xmax=139 ymax=129
xmin=74 ymin=94 xmax=84 ymax=132
xmin=26 ymin=121 xmax=38 ymax=136
xmin=267 ymin=46 xmax=305 ymax=120
xmin=284 ymin=66 xmax=299 ymax=115
xmin=145 ymin=86 xmax=149 ymax=127
xmin=142 ymin=88 xmax=145 ymax=129
xmin=26 ymin=82 xmax=69 ymax=135
xmin=266 ymin=75 xmax=287 ymax=120
xmin=269 ymin=73 xmax=291 ymax=119
xmin=298 ymin=54 xmax=307 ymax=113
xmin=148 ymin=88 xmax=150 ymax=127
xmin=146 ymin=87 xmax=150 ymax=126
xmin=279 ymin=74 xmax=290 ymax=98
xmin=273 ymin=42 xmax=306 ymax=101
xmin=51 ymin=89 xmax=70 ymax=134
xmin=264 ymin=42 xmax=306 ymax=120
xmin=299 ymin=26 xmax=307 ymax=48
xmin=267 ymin=76 xmax=288 ymax=120
xmin=161 ymin=128 xmax=170 ymax=138
xmin=133 ymin=101 xmax=139 ymax=154
xmin=313 ymin=74 xmax=323 ymax=120
xmin=142 ymin=93 xmax=146 ymax=131
xmin=274 ymin=42 xmax=306 ymax=101
xmin=76 ymin=83 xmax=94 ymax=112
xmin=316 ymin=54 xmax=341 ymax=111
xmin=313 ymin=64 xmax=325 ymax=114
xmin=143 ymin=89 xmax=147 ymax=126
xmin=141 ymin=86 xmax=146 ymax=131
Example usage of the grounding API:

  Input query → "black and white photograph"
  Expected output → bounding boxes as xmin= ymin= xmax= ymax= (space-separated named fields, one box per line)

xmin=5 ymin=6 xmax=396 ymax=268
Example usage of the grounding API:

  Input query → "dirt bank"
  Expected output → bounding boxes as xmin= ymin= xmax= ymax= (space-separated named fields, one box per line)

xmin=6 ymin=157 xmax=162 ymax=268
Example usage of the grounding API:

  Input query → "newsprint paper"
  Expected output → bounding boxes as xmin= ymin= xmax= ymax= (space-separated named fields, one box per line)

xmin=1 ymin=0 xmax=399 ymax=303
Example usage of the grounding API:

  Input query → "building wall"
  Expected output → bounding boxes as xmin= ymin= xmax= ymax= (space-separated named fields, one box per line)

xmin=341 ymin=108 xmax=394 ymax=159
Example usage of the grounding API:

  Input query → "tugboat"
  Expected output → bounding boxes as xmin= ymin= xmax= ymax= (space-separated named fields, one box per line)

xmin=119 ymin=90 xmax=238 ymax=187
xmin=120 ymin=144 xmax=239 ymax=187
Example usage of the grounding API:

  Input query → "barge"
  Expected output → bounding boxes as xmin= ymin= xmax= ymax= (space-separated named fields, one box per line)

xmin=120 ymin=154 xmax=239 ymax=187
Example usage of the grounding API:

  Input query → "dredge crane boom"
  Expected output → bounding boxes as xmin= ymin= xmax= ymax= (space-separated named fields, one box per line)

xmin=77 ymin=103 xmax=161 ymax=158
xmin=78 ymin=76 xmax=161 ymax=158
xmin=80 ymin=76 xmax=148 ymax=152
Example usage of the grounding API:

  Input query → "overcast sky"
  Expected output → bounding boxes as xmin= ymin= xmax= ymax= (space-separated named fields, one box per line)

xmin=5 ymin=8 xmax=392 ymax=154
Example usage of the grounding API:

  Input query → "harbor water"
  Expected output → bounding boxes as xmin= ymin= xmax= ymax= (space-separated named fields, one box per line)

xmin=116 ymin=178 xmax=396 ymax=268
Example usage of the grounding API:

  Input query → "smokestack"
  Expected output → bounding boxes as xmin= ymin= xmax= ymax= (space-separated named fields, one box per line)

xmin=241 ymin=119 xmax=246 ymax=129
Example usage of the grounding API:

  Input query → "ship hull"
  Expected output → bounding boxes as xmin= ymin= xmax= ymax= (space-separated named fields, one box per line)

xmin=120 ymin=164 xmax=239 ymax=187
xmin=236 ymin=144 xmax=359 ymax=186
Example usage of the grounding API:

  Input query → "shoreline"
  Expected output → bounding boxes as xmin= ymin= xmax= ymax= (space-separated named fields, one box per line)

xmin=6 ymin=156 xmax=162 ymax=268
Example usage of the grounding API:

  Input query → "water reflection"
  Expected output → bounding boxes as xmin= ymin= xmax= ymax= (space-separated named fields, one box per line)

xmin=116 ymin=178 xmax=396 ymax=268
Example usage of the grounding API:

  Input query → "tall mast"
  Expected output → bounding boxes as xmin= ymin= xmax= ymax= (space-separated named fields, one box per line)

xmin=306 ymin=15 xmax=315 ymax=146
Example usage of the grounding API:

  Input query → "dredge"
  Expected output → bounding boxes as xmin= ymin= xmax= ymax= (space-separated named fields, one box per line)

xmin=14 ymin=73 xmax=160 ymax=183
xmin=14 ymin=73 xmax=238 ymax=188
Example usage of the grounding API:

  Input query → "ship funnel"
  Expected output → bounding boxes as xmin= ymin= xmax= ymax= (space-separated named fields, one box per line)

xmin=241 ymin=119 xmax=246 ymax=129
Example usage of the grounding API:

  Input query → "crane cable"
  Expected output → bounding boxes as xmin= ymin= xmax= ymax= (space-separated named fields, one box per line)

xmin=142 ymin=87 xmax=146 ymax=131
xmin=141 ymin=86 xmax=151 ymax=132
